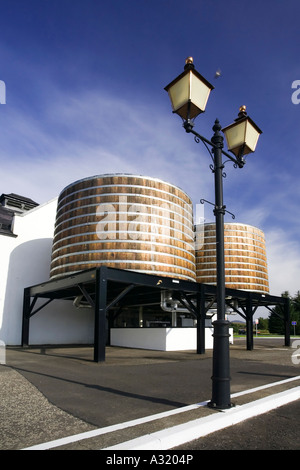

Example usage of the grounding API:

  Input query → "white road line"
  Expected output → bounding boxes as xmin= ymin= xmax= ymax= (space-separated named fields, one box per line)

xmin=104 ymin=387 xmax=300 ymax=450
xmin=22 ymin=401 xmax=209 ymax=450
xmin=22 ymin=375 xmax=300 ymax=450
xmin=231 ymin=374 xmax=300 ymax=398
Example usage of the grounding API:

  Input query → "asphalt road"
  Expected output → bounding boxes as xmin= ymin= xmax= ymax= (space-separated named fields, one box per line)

xmin=1 ymin=337 xmax=300 ymax=450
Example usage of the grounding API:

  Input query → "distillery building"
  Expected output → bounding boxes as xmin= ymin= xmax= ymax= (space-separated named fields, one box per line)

xmin=0 ymin=174 xmax=290 ymax=359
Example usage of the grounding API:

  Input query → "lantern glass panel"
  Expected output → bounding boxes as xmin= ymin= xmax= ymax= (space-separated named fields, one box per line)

xmin=223 ymin=120 xmax=247 ymax=155
xmin=245 ymin=121 xmax=260 ymax=153
xmin=190 ymin=73 xmax=212 ymax=116
xmin=167 ymin=73 xmax=190 ymax=116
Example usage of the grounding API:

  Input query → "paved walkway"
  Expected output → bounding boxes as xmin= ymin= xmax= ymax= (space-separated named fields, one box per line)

xmin=1 ymin=338 xmax=299 ymax=450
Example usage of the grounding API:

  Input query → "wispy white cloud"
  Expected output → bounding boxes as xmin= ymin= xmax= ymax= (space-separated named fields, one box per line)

xmin=265 ymin=228 xmax=300 ymax=297
xmin=0 ymin=86 xmax=212 ymax=204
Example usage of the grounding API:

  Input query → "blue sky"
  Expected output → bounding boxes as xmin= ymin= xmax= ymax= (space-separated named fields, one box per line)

xmin=0 ymin=0 xmax=300 ymax=297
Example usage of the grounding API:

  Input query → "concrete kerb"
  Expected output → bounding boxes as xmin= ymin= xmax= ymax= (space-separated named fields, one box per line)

xmin=103 ymin=387 xmax=300 ymax=450
xmin=22 ymin=375 xmax=300 ymax=451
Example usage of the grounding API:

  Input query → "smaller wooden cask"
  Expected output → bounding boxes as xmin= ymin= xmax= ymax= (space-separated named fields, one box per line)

xmin=195 ymin=222 xmax=269 ymax=293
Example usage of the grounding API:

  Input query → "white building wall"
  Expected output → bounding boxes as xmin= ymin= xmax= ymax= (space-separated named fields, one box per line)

xmin=0 ymin=198 xmax=94 ymax=345
xmin=0 ymin=235 xmax=17 ymax=341
xmin=111 ymin=327 xmax=233 ymax=351
xmin=0 ymin=197 xmax=228 ymax=350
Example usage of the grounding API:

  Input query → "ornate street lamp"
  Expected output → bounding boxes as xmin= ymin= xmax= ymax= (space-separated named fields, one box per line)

xmin=165 ymin=58 xmax=262 ymax=409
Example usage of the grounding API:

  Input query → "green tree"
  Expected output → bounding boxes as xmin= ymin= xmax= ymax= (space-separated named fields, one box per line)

xmin=268 ymin=291 xmax=300 ymax=335
xmin=257 ymin=317 xmax=268 ymax=331
xmin=290 ymin=291 xmax=300 ymax=335
xmin=268 ymin=307 xmax=285 ymax=334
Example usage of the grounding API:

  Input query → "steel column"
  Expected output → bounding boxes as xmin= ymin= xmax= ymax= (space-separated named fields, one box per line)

xmin=94 ymin=267 xmax=108 ymax=362
xmin=246 ymin=296 xmax=254 ymax=350
xmin=21 ymin=288 xmax=31 ymax=346
xmin=284 ymin=297 xmax=291 ymax=347
xmin=197 ymin=286 xmax=206 ymax=354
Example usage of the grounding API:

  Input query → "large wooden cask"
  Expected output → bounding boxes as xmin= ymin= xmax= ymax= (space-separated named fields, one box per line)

xmin=50 ymin=174 xmax=196 ymax=281
xmin=195 ymin=222 xmax=269 ymax=293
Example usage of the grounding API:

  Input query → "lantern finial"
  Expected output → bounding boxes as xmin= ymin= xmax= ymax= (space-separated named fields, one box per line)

xmin=185 ymin=57 xmax=193 ymax=65
xmin=238 ymin=105 xmax=247 ymax=119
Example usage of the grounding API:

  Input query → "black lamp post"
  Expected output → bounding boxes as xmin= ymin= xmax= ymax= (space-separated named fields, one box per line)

xmin=165 ymin=58 xmax=262 ymax=409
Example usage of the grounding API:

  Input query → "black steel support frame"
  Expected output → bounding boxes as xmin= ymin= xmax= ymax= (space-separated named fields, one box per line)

xmin=21 ymin=266 xmax=290 ymax=363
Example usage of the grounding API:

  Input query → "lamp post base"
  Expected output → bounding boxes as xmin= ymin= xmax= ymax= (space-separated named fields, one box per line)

xmin=207 ymin=319 xmax=234 ymax=410
xmin=207 ymin=400 xmax=235 ymax=410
